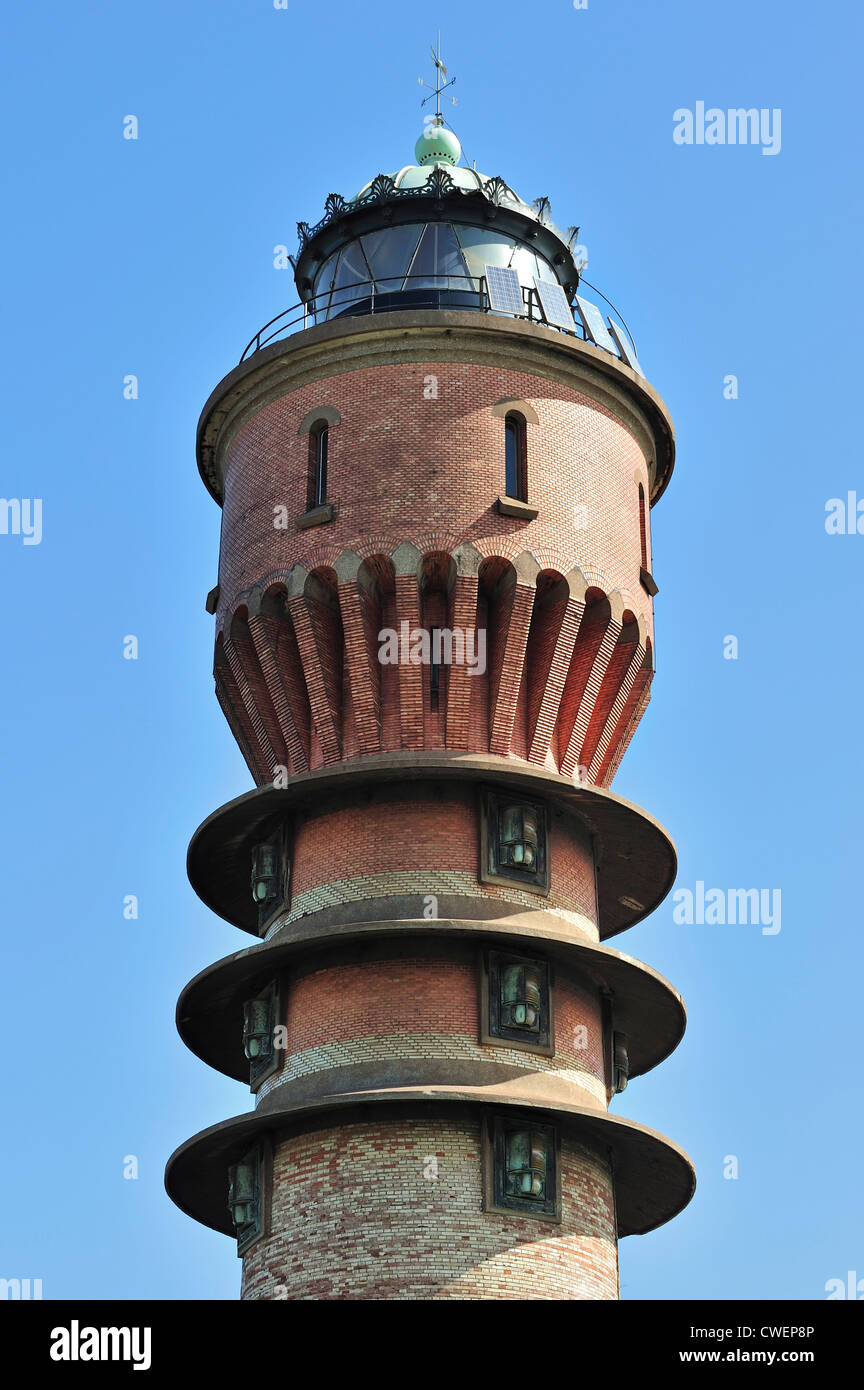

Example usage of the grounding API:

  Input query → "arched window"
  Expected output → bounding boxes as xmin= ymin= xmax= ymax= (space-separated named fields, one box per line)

xmin=308 ymin=421 xmax=329 ymax=510
xmin=638 ymin=483 xmax=649 ymax=571
xmin=504 ymin=412 xmax=527 ymax=500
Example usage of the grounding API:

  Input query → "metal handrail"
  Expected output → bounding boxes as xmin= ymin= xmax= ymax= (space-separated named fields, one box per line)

xmin=239 ymin=273 xmax=598 ymax=362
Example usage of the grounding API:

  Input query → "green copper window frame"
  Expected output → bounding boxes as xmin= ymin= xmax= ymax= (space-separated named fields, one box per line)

xmin=227 ymin=1138 xmax=271 ymax=1256
xmin=242 ymin=979 xmax=283 ymax=1092
xmin=479 ymin=788 xmax=550 ymax=895
xmin=250 ymin=823 xmax=291 ymax=934
xmin=483 ymin=1113 xmax=561 ymax=1222
xmin=480 ymin=949 xmax=554 ymax=1055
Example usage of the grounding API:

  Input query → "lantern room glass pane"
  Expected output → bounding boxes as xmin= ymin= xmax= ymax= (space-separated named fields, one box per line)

xmin=360 ymin=224 xmax=424 ymax=290
xmin=312 ymin=250 xmax=340 ymax=320
xmin=455 ymin=225 xmax=514 ymax=278
xmin=510 ymin=245 xmax=542 ymax=285
xmin=404 ymin=223 xmax=470 ymax=290
xmin=329 ymin=240 xmax=372 ymax=314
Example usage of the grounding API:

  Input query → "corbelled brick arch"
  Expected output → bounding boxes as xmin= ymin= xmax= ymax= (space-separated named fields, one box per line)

xmin=284 ymin=565 xmax=343 ymax=769
xmin=212 ymin=536 xmax=657 ymax=786
xmin=598 ymin=636 xmax=654 ymax=787
xmin=333 ymin=550 xmax=383 ymax=759
xmin=247 ymin=585 xmax=312 ymax=778
xmin=583 ymin=613 xmax=648 ymax=783
xmin=213 ymin=630 xmax=269 ymax=784
xmin=558 ymin=590 xmax=625 ymax=779
xmin=523 ymin=569 xmax=587 ymax=770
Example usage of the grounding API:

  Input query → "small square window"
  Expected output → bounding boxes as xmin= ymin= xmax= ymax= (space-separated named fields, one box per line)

xmin=227 ymin=1143 xmax=269 ymax=1255
xmin=250 ymin=826 xmax=290 ymax=931
xmin=481 ymin=950 xmax=553 ymax=1053
xmin=480 ymin=790 xmax=549 ymax=894
xmin=242 ymin=980 xmax=282 ymax=1091
xmin=485 ymin=1114 xmax=560 ymax=1221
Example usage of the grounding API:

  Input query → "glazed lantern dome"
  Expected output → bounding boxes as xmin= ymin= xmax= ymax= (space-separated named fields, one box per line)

xmin=291 ymin=120 xmax=583 ymax=323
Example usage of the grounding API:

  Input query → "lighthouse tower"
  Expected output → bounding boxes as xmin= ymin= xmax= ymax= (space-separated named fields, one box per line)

xmin=166 ymin=93 xmax=694 ymax=1299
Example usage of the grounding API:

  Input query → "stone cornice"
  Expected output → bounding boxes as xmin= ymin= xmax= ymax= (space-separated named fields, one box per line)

xmin=197 ymin=310 xmax=675 ymax=507
xmin=165 ymin=1086 xmax=696 ymax=1241
xmin=175 ymin=916 xmax=686 ymax=1085
xmin=186 ymin=752 xmax=677 ymax=941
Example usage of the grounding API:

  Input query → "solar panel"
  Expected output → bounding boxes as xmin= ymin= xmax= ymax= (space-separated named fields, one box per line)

xmin=485 ymin=264 xmax=524 ymax=315
xmin=607 ymin=319 xmax=645 ymax=377
xmin=534 ymin=277 xmax=575 ymax=331
xmin=573 ymin=296 xmax=618 ymax=354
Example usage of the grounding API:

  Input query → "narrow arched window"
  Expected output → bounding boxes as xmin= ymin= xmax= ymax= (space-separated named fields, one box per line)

xmin=504 ymin=412 xmax=527 ymax=501
xmin=307 ymin=422 xmax=329 ymax=510
xmin=638 ymin=483 xmax=649 ymax=571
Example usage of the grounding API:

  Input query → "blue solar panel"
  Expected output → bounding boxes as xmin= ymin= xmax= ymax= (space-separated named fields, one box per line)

xmin=608 ymin=319 xmax=645 ymax=377
xmin=573 ymin=296 xmax=618 ymax=354
xmin=485 ymin=264 xmax=523 ymax=314
xmin=534 ymin=277 xmax=575 ymax=331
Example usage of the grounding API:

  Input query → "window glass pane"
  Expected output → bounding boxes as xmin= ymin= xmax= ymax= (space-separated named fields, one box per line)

xmin=499 ymin=804 xmax=522 ymax=845
xmin=455 ymin=225 xmax=515 ymax=280
xmin=535 ymin=254 xmax=558 ymax=284
xmin=510 ymin=245 xmax=541 ymax=286
xmin=312 ymin=250 xmax=341 ymax=321
xmin=314 ymin=427 xmax=328 ymax=503
xmin=502 ymin=964 xmax=522 ymax=1004
xmin=501 ymin=962 xmax=541 ymax=1031
xmin=405 ymin=223 xmax=471 ymax=290
xmin=530 ymin=1134 xmax=548 ymax=1193
xmin=505 ymin=1130 xmax=530 ymax=1194
xmin=334 ymin=240 xmax=370 ymax=287
xmin=329 ymin=240 xmax=372 ymax=314
xmin=361 ymin=224 xmax=424 ymax=289
xmin=313 ymin=250 xmax=340 ymax=294
xmin=505 ymin=1129 xmax=547 ymax=1199
xmin=505 ymin=423 xmax=520 ymax=498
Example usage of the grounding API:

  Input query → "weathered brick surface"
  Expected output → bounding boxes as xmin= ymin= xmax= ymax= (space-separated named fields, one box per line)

xmin=254 ymin=953 xmax=607 ymax=1105
xmin=241 ymin=1118 xmax=618 ymax=1301
xmin=279 ymin=792 xmax=598 ymax=938
xmin=218 ymin=364 xmax=651 ymax=624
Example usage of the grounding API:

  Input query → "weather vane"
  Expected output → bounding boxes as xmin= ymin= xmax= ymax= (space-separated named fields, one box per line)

xmin=418 ymin=31 xmax=457 ymax=122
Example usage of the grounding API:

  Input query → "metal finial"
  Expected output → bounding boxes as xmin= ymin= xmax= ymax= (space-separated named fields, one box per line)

xmin=418 ymin=30 xmax=457 ymax=122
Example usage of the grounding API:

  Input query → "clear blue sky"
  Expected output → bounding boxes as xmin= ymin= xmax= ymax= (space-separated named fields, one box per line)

xmin=1 ymin=0 xmax=861 ymax=1300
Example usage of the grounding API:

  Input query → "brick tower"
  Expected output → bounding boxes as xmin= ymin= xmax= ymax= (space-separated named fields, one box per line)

xmin=166 ymin=105 xmax=694 ymax=1300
